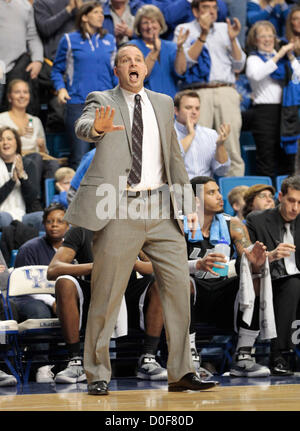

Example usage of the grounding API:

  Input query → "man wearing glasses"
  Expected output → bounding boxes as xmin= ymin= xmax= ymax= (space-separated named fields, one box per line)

xmin=242 ymin=184 xmax=275 ymax=219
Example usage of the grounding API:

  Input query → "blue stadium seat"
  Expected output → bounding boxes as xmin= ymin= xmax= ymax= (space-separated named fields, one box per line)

xmin=44 ymin=178 xmax=56 ymax=208
xmin=219 ymin=176 xmax=273 ymax=215
xmin=241 ymin=144 xmax=257 ymax=175
xmin=240 ymin=132 xmax=257 ymax=175
xmin=46 ymin=133 xmax=70 ymax=158
xmin=276 ymin=175 xmax=288 ymax=194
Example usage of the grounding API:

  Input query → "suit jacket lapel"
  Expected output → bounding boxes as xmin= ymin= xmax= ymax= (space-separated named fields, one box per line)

xmin=265 ymin=208 xmax=282 ymax=245
xmin=112 ymin=86 xmax=132 ymax=153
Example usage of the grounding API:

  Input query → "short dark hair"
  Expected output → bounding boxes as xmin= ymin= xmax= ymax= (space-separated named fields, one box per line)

xmin=114 ymin=43 xmax=145 ymax=66
xmin=281 ymin=175 xmax=300 ymax=196
xmin=173 ymin=90 xmax=200 ymax=109
xmin=0 ymin=126 xmax=22 ymax=155
xmin=191 ymin=0 xmax=217 ymax=10
xmin=42 ymin=203 xmax=66 ymax=225
xmin=190 ymin=176 xmax=216 ymax=195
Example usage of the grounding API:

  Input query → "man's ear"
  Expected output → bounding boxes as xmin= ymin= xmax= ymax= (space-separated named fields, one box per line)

xmin=113 ymin=66 xmax=118 ymax=78
xmin=278 ymin=191 xmax=282 ymax=202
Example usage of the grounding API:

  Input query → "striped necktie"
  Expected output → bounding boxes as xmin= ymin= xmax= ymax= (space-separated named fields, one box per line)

xmin=127 ymin=94 xmax=143 ymax=186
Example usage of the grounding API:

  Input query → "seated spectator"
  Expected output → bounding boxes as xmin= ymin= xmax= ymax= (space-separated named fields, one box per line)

xmin=243 ymin=184 xmax=276 ymax=219
xmin=0 ymin=127 xmax=43 ymax=231
xmin=12 ymin=203 xmax=69 ymax=383
xmin=174 ymin=89 xmax=231 ymax=178
xmin=51 ymin=167 xmax=75 ymax=209
xmin=130 ymin=4 xmax=189 ymax=99
xmin=0 ymin=79 xmax=60 ymax=203
xmin=186 ymin=176 xmax=275 ymax=377
xmin=174 ymin=0 xmax=246 ymax=177
xmin=47 ymin=227 xmax=168 ymax=383
xmin=246 ymin=176 xmax=300 ymax=375
xmin=227 ymin=185 xmax=249 ymax=221
xmin=0 ymin=0 xmax=43 ymax=116
xmin=247 ymin=0 xmax=290 ymax=39
xmin=246 ymin=21 xmax=300 ymax=180
xmin=51 ymin=2 xmax=117 ymax=169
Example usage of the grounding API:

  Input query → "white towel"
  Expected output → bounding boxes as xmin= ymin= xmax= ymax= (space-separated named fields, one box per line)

xmin=234 ymin=245 xmax=277 ymax=340
xmin=112 ymin=296 xmax=128 ymax=338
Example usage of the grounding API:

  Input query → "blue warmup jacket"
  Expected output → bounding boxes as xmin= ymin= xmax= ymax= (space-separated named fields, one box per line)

xmin=51 ymin=30 xmax=118 ymax=104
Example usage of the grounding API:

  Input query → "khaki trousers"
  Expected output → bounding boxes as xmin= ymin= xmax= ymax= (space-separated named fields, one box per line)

xmin=196 ymin=86 xmax=245 ymax=177
xmin=83 ymin=193 xmax=195 ymax=384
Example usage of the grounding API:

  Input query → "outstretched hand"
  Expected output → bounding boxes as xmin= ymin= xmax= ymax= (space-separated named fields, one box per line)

xmin=94 ymin=106 xmax=125 ymax=134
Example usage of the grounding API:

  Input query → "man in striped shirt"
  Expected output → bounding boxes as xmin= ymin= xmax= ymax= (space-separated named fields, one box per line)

xmin=174 ymin=90 xmax=231 ymax=179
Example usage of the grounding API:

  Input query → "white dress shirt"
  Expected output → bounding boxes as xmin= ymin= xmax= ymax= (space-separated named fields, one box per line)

xmin=174 ymin=119 xmax=230 ymax=179
xmin=174 ymin=20 xmax=246 ymax=84
xmin=246 ymin=53 xmax=300 ymax=105
xmin=121 ymin=87 xmax=166 ymax=191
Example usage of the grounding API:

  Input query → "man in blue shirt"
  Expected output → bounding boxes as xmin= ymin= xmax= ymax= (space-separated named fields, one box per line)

xmin=174 ymin=89 xmax=231 ymax=179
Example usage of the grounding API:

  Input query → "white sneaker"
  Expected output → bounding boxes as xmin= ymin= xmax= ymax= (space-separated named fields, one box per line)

xmin=136 ymin=353 xmax=168 ymax=381
xmin=0 ymin=370 xmax=17 ymax=387
xmin=36 ymin=365 xmax=55 ymax=383
xmin=54 ymin=357 xmax=86 ymax=384
xmin=230 ymin=348 xmax=271 ymax=377
xmin=191 ymin=348 xmax=213 ymax=379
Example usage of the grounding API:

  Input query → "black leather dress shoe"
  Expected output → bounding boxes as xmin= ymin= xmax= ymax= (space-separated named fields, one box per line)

xmin=168 ymin=373 xmax=219 ymax=392
xmin=88 ymin=380 xmax=109 ymax=395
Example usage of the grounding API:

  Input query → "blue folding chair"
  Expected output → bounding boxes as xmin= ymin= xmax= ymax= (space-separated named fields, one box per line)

xmin=219 ymin=176 xmax=273 ymax=215
xmin=44 ymin=178 xmax=56 ymax=207
xmin=276 ymin=175 xmax=288 ymax=194
xmin=6 ymin=266 xmax=64 ymax=384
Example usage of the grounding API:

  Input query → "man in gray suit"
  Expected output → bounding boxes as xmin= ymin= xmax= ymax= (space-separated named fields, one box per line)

xmin=65 ymin=43 xmax=218 ymax=395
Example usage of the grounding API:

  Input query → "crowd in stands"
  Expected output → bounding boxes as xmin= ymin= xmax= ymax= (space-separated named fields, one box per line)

xmin=1 ymin=0 xmax=300 ymax=388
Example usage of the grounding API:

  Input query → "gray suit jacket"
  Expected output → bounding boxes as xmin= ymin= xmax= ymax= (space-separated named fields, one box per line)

xmin=65 ymin=85 xmax=194 ymax=231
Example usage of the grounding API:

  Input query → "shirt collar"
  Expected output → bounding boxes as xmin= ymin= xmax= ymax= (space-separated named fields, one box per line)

xmin=175 ymin=119 xmax=189 ymax=134
xmin=121 ymin=87 xmax=146 ymax=105
xmin=175 ymin=119 xmax=197 ymax=135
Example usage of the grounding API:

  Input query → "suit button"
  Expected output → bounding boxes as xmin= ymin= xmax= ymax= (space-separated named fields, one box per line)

xmin=125 ymin=168 xmax=130 ymax=173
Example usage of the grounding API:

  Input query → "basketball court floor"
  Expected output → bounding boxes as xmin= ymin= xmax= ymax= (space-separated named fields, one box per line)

xmin=1 ymin=374 xmax=300 ymax=413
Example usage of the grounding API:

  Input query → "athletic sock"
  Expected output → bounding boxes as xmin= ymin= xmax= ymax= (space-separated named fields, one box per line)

xmin=142 ymin=334 xmax=160 ymax=356
xmin=67 ymin=341 xmax=81 ymax=359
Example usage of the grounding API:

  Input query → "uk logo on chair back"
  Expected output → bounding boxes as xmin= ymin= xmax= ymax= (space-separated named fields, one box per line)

xmin=7 ymin=266 xmax=55 ymax=297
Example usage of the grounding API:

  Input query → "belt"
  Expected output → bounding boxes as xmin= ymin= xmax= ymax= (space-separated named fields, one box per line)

xmin=125 ymin=184 xmax=168 ymax=198
xmin=183 ymin=82 xmax=234 ymax=90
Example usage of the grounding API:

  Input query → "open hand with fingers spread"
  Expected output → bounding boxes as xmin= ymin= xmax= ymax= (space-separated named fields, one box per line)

xmin=93 ymin=106 xmax=125 ymax=134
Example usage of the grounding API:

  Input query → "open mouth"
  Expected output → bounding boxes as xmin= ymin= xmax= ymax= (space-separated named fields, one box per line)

xmin=129 ymin=71 xmax=139 ymax=82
